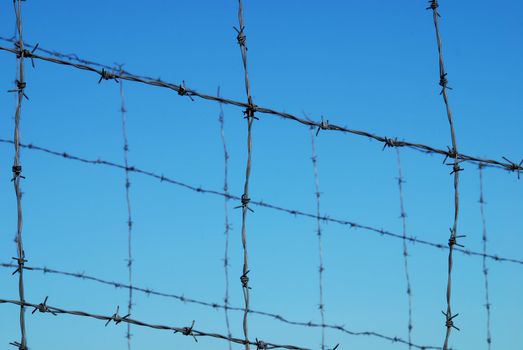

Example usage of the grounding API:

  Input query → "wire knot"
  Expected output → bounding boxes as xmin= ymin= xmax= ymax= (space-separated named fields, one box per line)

xmin=175 ymin=320 xmax=198 ymax=342
xmin=11 ymin=165 xmax=25 ymax=181
xmin=448 ymin=230 xmax=466 ymax=248
xmin=235 ymin=194 xmax=254 ymax=212
xmin=8 ymin=80 xmax=29 ymax=100
xmin=11 ymin=255 xmax=27 ymax=275
xmin=177 ymin=80 xmax=195 ymax=101
xmin=426 ymin=0 xmax=439 ymax=10
xmin=315 ymin=116 xmax=330 ymax=136
xmin=382 ymin=137 xmax=399 ymax=150
xmin=502 ymin=156 xmax=523 ymax=179
xmin=15 ymin=42 xmax=39 ymax=68
xmin=441 ymin=311 xmax=460 ymax=331
xmin=9 ymin=341 xmax=27 ymax=350
xmin=243 ymin=104 xmax=258 ymax=121
xmin=439 ymin=73 xmax=452 ymax=94
xmin=105 ymin=305 xmax=130 ymax=326
xmin=32 ymin=296 xmax=57 ymax=316
xmin=98 ymin=68 xmax=119 ymax=84
xmin=234 ymin=26 xmax=247 ymax=48
xmin=240 ymin=270 xmax=251 ymax=289
xmin=256 ymin=338 xmax=267 ymax=350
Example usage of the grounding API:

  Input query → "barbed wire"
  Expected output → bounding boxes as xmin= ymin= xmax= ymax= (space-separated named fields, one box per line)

xmin=427 ymin=1 xmax=462 ymax=348
xmin=218 ymin=86 xmax=233 ymax=350
xmin=117 ymin=64 xmax=135 ymax=349
xmin=0 ymin=298 xmax=310 ymax=350
xmin=235 ymin=2 xmax=256 ymax=349
xmin=395 ymin=149 xmax=414 ymax=349
xmin=0 ymin=262 xmax=445 ymax=350
xmin=0 ymin=40 xmax=521 ymax=175
xmin=0 ymin=138 xmax=521 ymax=267
xmin=309 ymin=127 xmax=327 ymax=350
xmin=478 ymin=165 xmax=492 ymax=349
xmin=9 ymin=1 xmax=28 ymax=350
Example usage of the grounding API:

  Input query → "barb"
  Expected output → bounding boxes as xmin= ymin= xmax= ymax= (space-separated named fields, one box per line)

xmin=117 ymin=64 xmax=135 ymax=349
xmin=1 ymin=139 xmax=521 ymax=266
xmin=395 ymin=149 xmax=414 ymax=349
xmin=427 ymin=1 xmax=462 ymax=348
xmin=0 ymin=263 xmax=445 ymax=350
xmin=11 ymin=1 xmax=28 ymax=349
xmin=0 ymin=41 xmax=520 ymax=174
xmin=309 ymin=127 xmax=326 ymax=350
xmin=478 ymin=165 xmax=492 ymax=349
xmin=218 ymin=86 xmax=233 ymax=350
xmin=0 ymin=298 xmax=310 ymax=350
xmin=235 ymin=1 xmax=256 ymax=349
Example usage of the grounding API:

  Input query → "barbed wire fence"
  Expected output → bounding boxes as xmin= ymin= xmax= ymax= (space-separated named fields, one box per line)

xmin=1 ymin=1 xmax=521 ymax=350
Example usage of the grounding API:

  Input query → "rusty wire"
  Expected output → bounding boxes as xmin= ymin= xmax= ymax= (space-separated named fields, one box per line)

xmin=0 ymin=138 xmax=521 ymax=267
xmin=427 ymin=1 xmax=462 ymax=348
xmin=0 ymin=262 xmax=445 ymax=350
xmin=0 ymin=298 xmax=310 ymax=350
xmin=9 ymin=1 xmax=28 ymax=349
xmin=309 ymin=127 xmax=326 ymax=350
xmin=0 ymin=40 xmax=521 ymax=175
xmin=395 ymin=149 xmax=414 ymax=349
xmin=117 ymin=64 xmax=135 ymax=349
xmin=218 ymin=86 xmax=233 ymax=350
xmin=234 ymin=2 xmax=256 ymax=349
xmin=478 ymin=165 xmax=492 ymax=349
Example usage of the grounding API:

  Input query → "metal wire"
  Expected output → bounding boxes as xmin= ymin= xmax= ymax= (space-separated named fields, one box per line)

xmin=1 ymin=139 xmax=521 ymax=267
xmin=478 ymin=165 xmax=492 ymax=349
xmin=395 ymin=149 xmax=414 ymax=349
xmin=0 ymin=262 xmax=445 ymax=350
xmin=117 ymin=64 xmax=135 ymax=349
xmin=426 ymin=2 xmax=462 ymax=348
xmin=0 ymin=298 xmax=309 ymax=350
xmin=218 ymin=86 xmax=233 ymax=350
xmin=309 ymin=127 xmax=326 ymax=350
xmin=10 ymin=1 xmax=28 ymax=349
xmin=0 ymin=41 xmax=521 ymax=175
xmin=235 ymin=2 xmax=256 ymax=349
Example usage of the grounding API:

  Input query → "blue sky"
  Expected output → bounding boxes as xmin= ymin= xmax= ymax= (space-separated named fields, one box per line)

xmin=0 ymin=1 xmax=522 ymax=349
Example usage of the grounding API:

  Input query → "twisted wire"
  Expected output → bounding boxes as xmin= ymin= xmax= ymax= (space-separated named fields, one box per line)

xmin=396 ymin=149 xmax=413 ymax=349
xmin=427 ymin=2 xmax=462 ymax=348
xmin=0 ymin=298 xmax=309 ymax=350
xmin=0 ymin=262 xmax=445 ymax=350
xmin=218 ymin=86 xmax=233 ymax=350
xmin=309 ymin=127 xmax=326 ymax=350
xmin=117 ymin=65 xmax=135 ymax=349
xmin=0 ymin=41 xmax=521 ymax=175
xmin=235 ymin=2 xmax=256 ymax=349
xmin=1 ymin=139 xmax=521 ymax=267
xmin=10 ymin=1 xmax=28 ymax=349
xmin=478 ymin=165 xmax=492 ymax=349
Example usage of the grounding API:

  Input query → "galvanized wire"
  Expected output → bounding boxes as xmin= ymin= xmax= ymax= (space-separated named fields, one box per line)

xmin=117 ymin=64 xmax=135 ymax=349
xmin=218 ymin=86 xmax=233 ymax=350
xmin=1 ymin=139 xmax=521 ymax=267
xmin=0 ymin=298 xmax=309 ymax=350
xmin=478 ymin=165 xmax=492 ymax=349
xmin=309 ymin=127 xmax=326 ymax=350
xmin=235 ymin=2 xmax=256 ymax=349
xmin=427 ymin=1 xmax=462 ymax=348
xmin=0 ymin=262 xmax=445 ymax=350
xmin=395 ymin=149 xmax=413 ymax=349
xmin=0 ymin=40 xmax=521 ymax=175
xmin=10 ymin=1 xmax=28 ymax=349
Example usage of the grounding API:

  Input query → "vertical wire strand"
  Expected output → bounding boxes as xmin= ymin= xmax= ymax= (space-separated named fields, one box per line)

xmin=309 ymin=127 xmax=326 ymax=350
xmin=218 ymin=87 xmax=233 ymax=350
xmin=396 ymin=149 xmax=413 ymax=349
xmin=427 ymin=2 xmax=462 ymax=349
xmin=12 ymin=1 xmax=28 ymax=349
xmin=118 ymin=67 xmax=134 ymax=349
xmin=235 ymin=2 xmax=256 ymax=349
xmin=478 ymin=165 xmax=492 ymax=349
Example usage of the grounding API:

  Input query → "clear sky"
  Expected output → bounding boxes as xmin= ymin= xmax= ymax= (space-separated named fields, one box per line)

xmin=0 ymin=1 xmax=522 ymax=350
